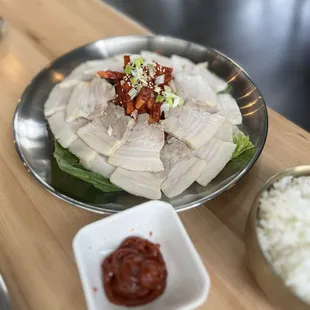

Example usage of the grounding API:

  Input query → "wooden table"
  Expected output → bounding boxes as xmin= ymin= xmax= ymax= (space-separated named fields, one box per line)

xmin=0 ymin=1 xmax=309 ymax=309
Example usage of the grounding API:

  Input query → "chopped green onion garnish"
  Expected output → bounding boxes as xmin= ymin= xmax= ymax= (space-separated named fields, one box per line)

xmin=130 ymin=77 xmax=137 ymax=84
xmin=134 ymin=57 xmax=144 ymax=67
xmin=128 ymin=88 xmax=138 ymax=99
xmin=125 ymin=64 xmax=133 ymax=74
xmin=173 ymin=97 xmax=183 ymax=108
xmin=156 ymin=95 xmax=165 ymax=103
xmin=122 ymin=55 xmax=183 ymax=112
xmin=136 ymin=84 xmax=142 ymax=92
xmin=140 ymin=79 xmax=148 ymax=86
xmin=163 ymin=91 xmax=178 ymax=99
xmin=164 ymin=85 xmax=171 ymax=93
xmin=154 ymin=86 xmax=161 ymax=93
xmin=166 ymin=97 xmax=173 ymax=106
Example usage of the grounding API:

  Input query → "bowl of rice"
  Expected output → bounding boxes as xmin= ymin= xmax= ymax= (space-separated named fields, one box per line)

xmin=245 ymin=166 xmax=310 ymax=310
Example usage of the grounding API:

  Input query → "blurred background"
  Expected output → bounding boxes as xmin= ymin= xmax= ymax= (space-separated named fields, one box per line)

xmin=106 ymin=0 xmax=310 ymax=131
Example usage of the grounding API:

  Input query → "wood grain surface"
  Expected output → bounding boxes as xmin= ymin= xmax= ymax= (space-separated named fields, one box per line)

xmin=0 ymin=1 xmax=309 ymax=309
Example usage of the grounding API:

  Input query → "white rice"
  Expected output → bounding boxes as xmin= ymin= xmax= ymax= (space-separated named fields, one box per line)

xmin=257 ymin=176 xmax=310 ymax=304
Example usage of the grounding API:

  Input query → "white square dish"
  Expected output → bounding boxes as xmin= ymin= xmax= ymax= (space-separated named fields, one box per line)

xmin=73 ymin=201 xmax=210 ymax=310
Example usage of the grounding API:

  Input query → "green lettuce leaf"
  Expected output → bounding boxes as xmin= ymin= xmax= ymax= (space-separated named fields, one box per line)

xmin=217 ymin=84 xmax=233 ymax=94
xmin=53 ymin=141 xmax=121 ymax=192
xmin=232 ymin=132 xmax=255 ymax=159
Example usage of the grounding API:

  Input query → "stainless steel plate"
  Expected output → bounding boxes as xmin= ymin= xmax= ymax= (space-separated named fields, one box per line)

xmin=13 ymin=35 xmax=268 ymax=214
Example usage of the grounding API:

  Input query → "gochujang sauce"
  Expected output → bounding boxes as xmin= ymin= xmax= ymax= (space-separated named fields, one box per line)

xmin=102 ymin=236 xmax=167 ymax=307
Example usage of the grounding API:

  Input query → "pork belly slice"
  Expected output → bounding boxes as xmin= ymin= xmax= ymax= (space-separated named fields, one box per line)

xmin=194 ymin=65 xmax=228 ymax=93
xmin=63 ymin=55 xmax=124 ymax=84
xmin=108 ymin=114 xmax=165 ymax=172
xmin=47 ymin=110 xmax=88 ymax=148
xmin=68 ymin=136 xmax=116 ymax=178
xmin=160 ymin=138 xmax=206 ymax=198
xmin=44 ymin=84 xmax=74 ymax=117
xmin=171 ymin=54 xmax=227 ymax=93
xmin=140 ymin=51 xmax=172 ymax=67
xmin=174 ymin=73 xmax=220 ymax=108
xmin=77 ymin=103 xmax=134 ymax=156
xmin=171 ymin=55 xmax=211 ymax=76
xmin=82 ymin=56 xmax=124 ymax=73
xmin=184 ymin=99 xmax=219 ymax=114
xmin=217 ymin=93 xmax=243 ymax=125
xmin=182 ymin=102 xmax=233 ymax=142
xmin=214 ymin=120 xmax=234 ymax=143
xmin=68 ymin=138 xmax=97 ymax=163
xmin=110 ymin=167 xmax=165 ymax=200
xmin=162 ymin=157 xmax=206 ymax=198
xmin=80 ymin=154 xmax=115 ymax=178
xmin=171 ymin=55 xmax=195 ymax=74
xmin=195 ymin=138 xmax=236 ymax=187
xmin=163 ymin=104 xmax=226 ymax=150
xmin=66 ymin=75 xmax=115 ymax=122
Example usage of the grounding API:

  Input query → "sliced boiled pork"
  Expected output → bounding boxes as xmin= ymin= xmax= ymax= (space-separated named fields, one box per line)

xmin=110 ymin=167 xmax=166 ymax=200
xmin=195 ymin=138 xmax=236 ymax=186
xmin=44 ymin=83 xmax=74 ymax=117
xmin=108 ymin=114 xmax=165 ymax=172
xmin=163 ymin=104 xmax=226 ymax=150
xmin=77 ymin=103 xmax=135 ymax=156
xmin=174 ymin=73 xmax=220 ymax=108
xmin=47 ymin=110 xmax=88 ymax=148
xmin=217 ymin=93 xmax=242 ymax=125
xmin=66 ymin=75 xmax=115 ymax=122
xmin=68 ymin=138 xmax=97 ymax=163
xmin=161 ymin=137 xmax=206 ymax=198
xmin=80 ymin=154 xmax=115 ymax=178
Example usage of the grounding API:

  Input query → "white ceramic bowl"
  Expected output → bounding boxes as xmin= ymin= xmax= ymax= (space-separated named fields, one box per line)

xmin=73 ymin=201 xmax=210 ymax=310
